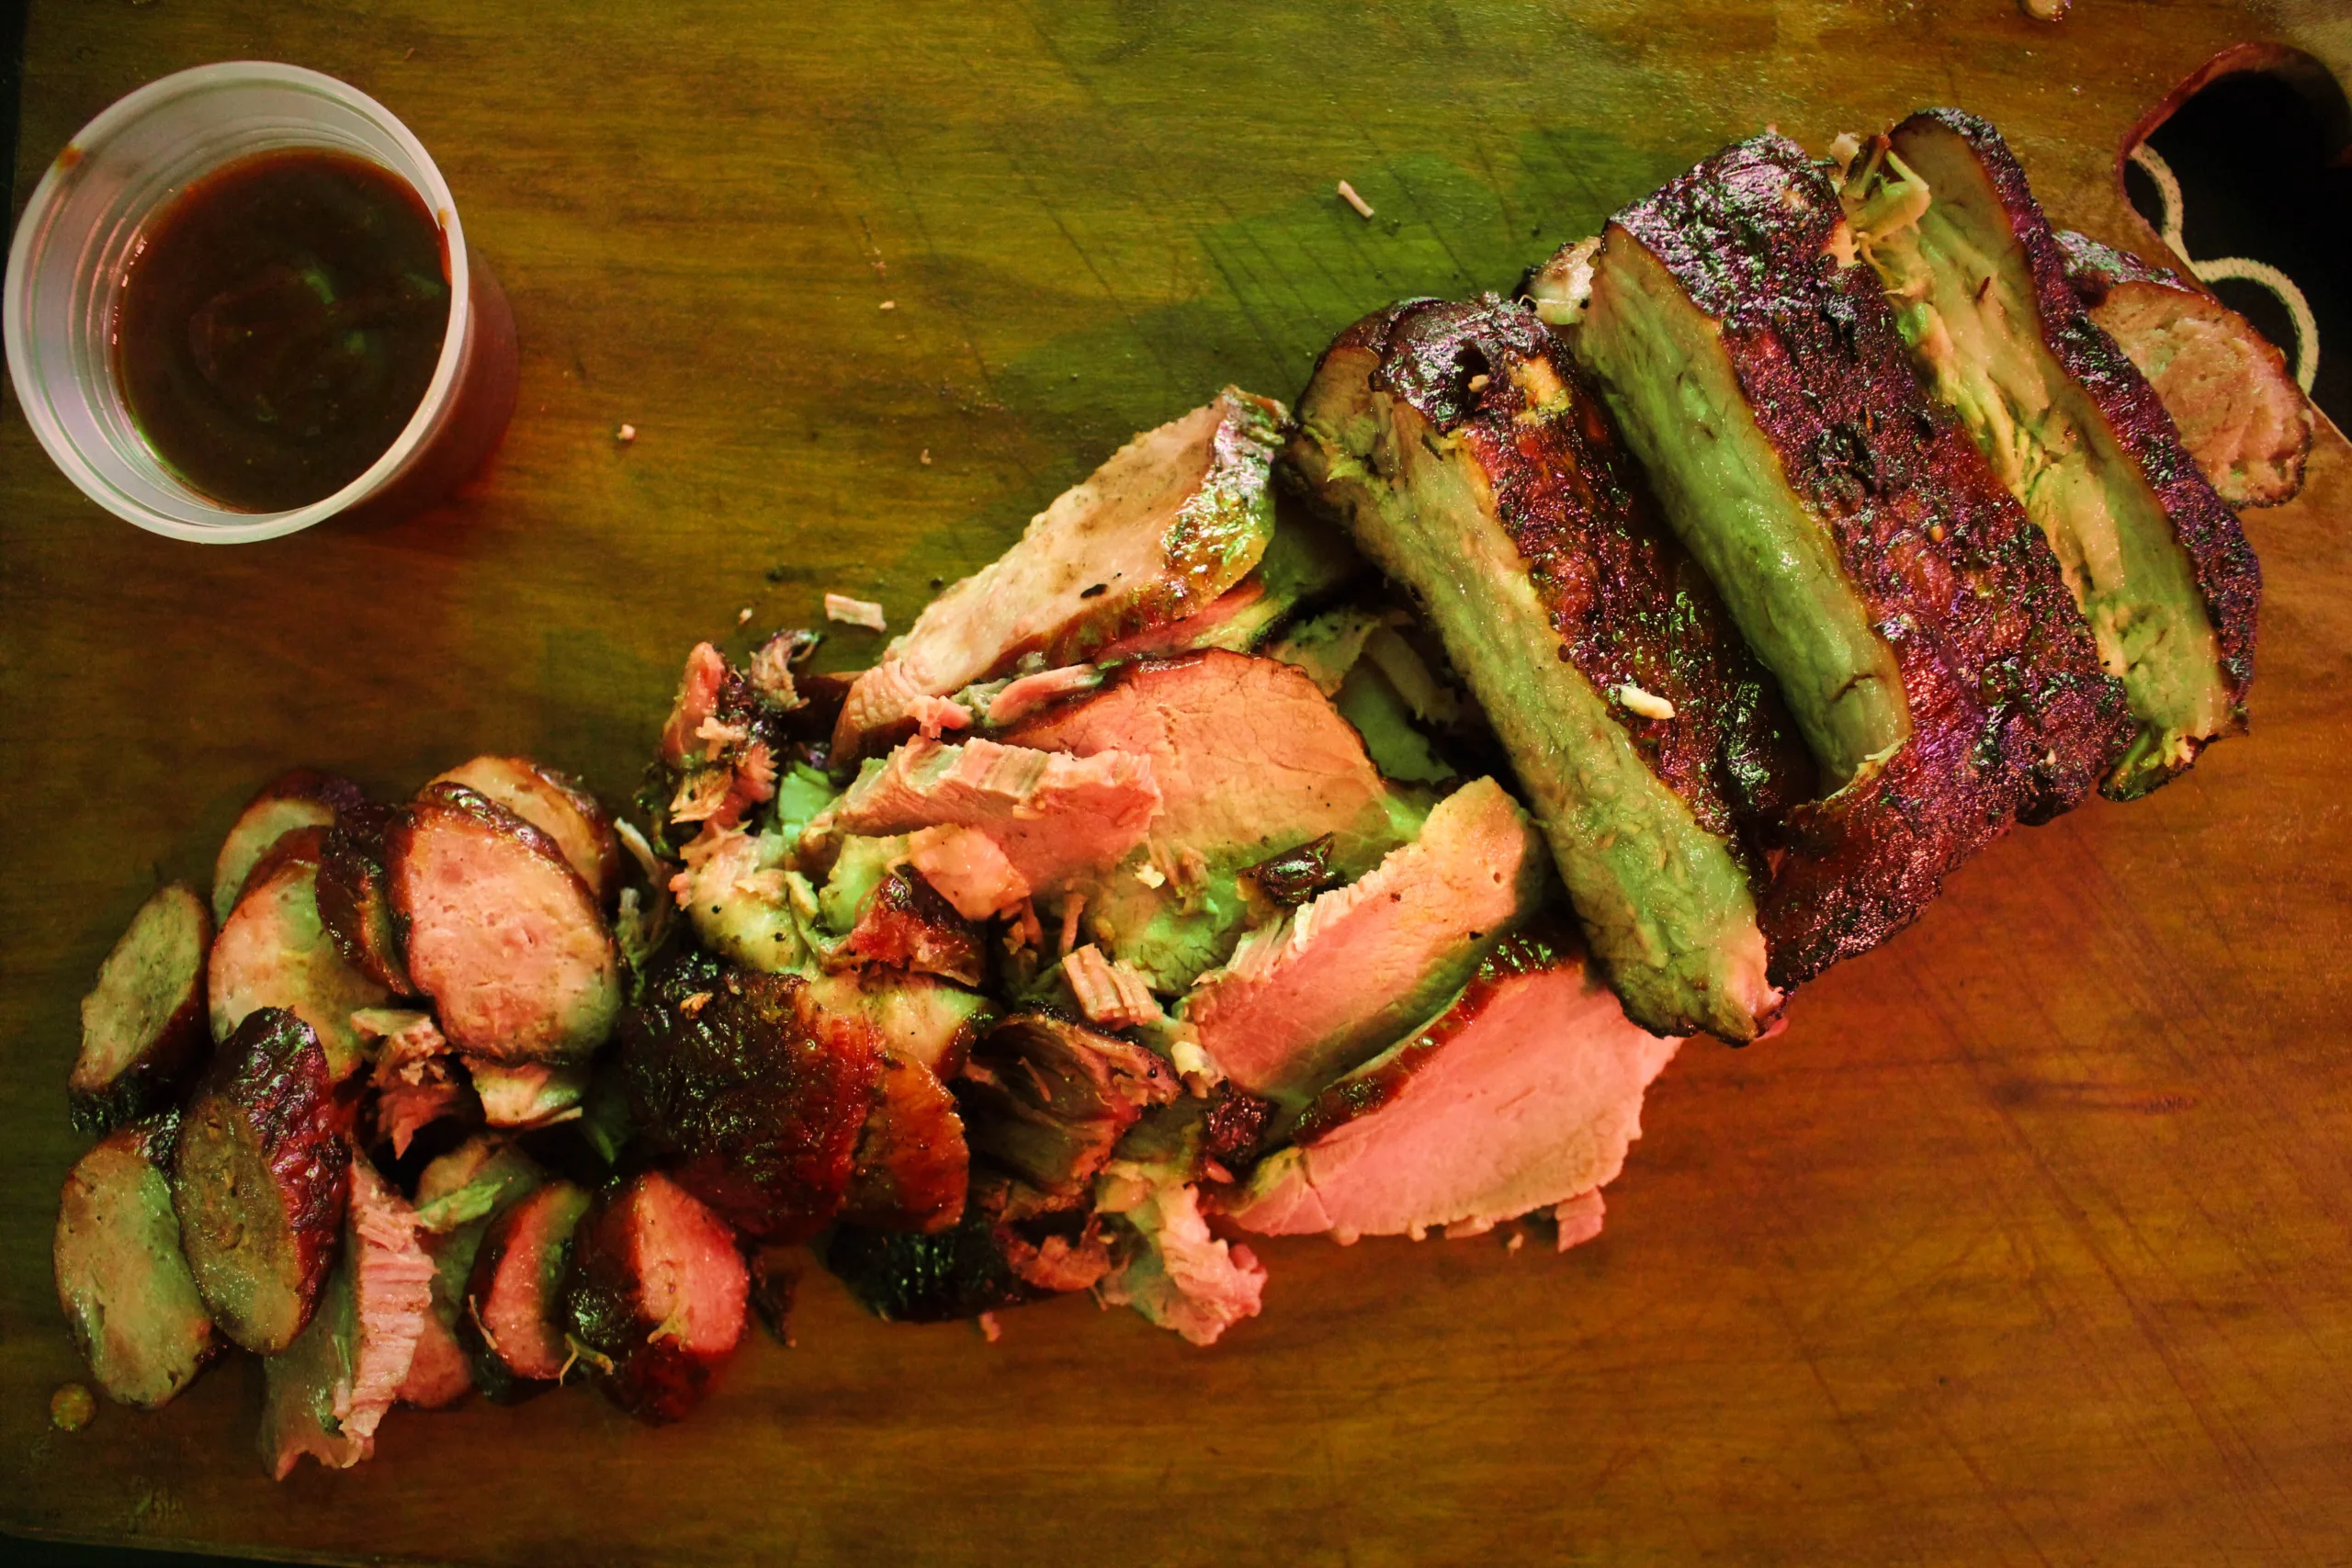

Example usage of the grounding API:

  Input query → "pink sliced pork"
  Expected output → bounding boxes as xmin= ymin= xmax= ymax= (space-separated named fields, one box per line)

xmin=809 ymin=737 xmax=1161 ymax=909
xmin=1226 ymin=927 xmax=1681 ymax=1243
xmin=832 ymin=388 xmax=1284 ymax=758
xmin=1003 ymin=649 xmax=1427 ymax=990
xmin=1184 ymin=776 xmax=1547 ymax=1104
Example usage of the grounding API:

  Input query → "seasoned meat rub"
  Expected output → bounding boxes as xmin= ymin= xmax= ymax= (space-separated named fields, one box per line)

xmin=1572 ymin=132 xmax=2132 ymax=985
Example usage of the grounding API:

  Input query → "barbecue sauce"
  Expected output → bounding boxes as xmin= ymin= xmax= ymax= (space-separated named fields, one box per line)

xmin=112 ymin=148 xmax=451 ymax=512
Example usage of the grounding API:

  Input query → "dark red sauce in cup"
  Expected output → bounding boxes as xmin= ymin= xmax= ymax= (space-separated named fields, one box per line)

xmin=112 ymin=147 xmax=453 ymax=513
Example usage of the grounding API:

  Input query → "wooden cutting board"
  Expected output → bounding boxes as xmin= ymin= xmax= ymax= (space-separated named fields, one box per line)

xmin=6 ymin=2 xmax=2348 ymax=1562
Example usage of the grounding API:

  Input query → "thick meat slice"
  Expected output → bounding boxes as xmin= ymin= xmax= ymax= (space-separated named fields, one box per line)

xmin=957 ymin=1014 xmax=1179 ymax=1201
xmin=620 ymin=951 xmax=883 ymax=1241
xmin=53 ymin=1114 xmax=216 ymax=1408
xmin=1862 ymin=110 xmax=2260 ymax=796
xmin=808 ymin=737 xmax=1162 ymax=905
xmin=1004 ymin=649 xmax=1428 ymax=990
xmin=1572 ymin=132 xmax=2131 ymax=985
xmin=833 ymin=388 xmax=1285 ymax=757
xmin=211 ymin=768 xmax=370 ymax=923
xmin=399 ymin=1136 xmax=546 ymax=1408
xmin=836 ymin=1052 xmax=970 ymax=1235
xmin=836 ymin=864 xmax=987 ymax=987
xmin=2058 ymin=230 xmax=2312 ymax=509
xmin=1292 ymin=296 xmax=1806 ymax=1040
xmin=562 ymin=1171 xmax=750 ymax=1424
xmin=459 ymin=1180 xmax=594 ymax=1401
xmin=172 ymin=1008 xmax=351 ymax=1354
xmin=1183 ymin=776 xmax=1546 ymax=1103
xmin=315 ymin=821 xmax=414 ymax=996
xmin=71 ymin=883 xmax=212 ymax=1134
xmin=209 ymin=829 xmax=390 ymax=1079
xmin=1227 ymin=926 xmax=1680 ymax=1242
xmin=432 ymin=756 xmax=622 ymax=906
xmin=388 ymin=783 xmax=620 ymax=1066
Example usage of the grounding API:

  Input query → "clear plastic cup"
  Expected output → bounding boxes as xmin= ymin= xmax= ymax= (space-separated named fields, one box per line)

xmin=4 ymin=62 xmax=517 ymax=543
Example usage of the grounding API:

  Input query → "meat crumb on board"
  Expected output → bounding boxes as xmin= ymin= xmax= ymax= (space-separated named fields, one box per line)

xmin=1337 ymin=179 xmax=1375 ymax=220
xmin=825 ymin=593 xmax=888 ymax=632
xmin=615 ymin=423 xmax=637 ymax=443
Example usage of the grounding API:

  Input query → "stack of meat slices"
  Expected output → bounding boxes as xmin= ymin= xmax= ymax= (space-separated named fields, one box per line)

xmin=1293 ymin=115 xmax=2262 ymax=1041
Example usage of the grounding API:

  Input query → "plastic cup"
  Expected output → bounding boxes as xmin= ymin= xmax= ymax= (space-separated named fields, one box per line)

xmin=4 ymin=62 xmax=517 ymax=543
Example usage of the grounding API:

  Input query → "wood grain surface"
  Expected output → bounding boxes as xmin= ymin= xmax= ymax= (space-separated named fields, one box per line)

xmin=6 ymin=3 xmax=2349 ymax=1562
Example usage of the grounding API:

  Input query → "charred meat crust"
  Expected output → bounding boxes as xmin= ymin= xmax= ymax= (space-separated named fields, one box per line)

xmin=54 ymin=1112 xmax=219 ymax=1408
xmin=170 ymin=1008 xmax=352 ymax=1354
xmin=1365 ymin=294 xmax=1812 ymax=846
xmin=828 ymin=1175 xmax=1098 ymax=1323
xmin=956 ymin=1013 xmax=1178 ymax=1201
xmin=315 ymin=822 xmax=416 ymax=995
xmin=1896 ymin=108 xmax=2259 ymax=706
xmin=71 ymin=883 xmax=213 ymax=1134
xmin=561 ymin=1171 xmax=748 ymax=1424
xmin=458 ymin=1180 xmax=594 ymax=1403
xmin=837 ymin=1051 xmax=971 ymax=1234
xmin=619 ymin=950 xmax=883 ymax=1242
xmin=1602 ymin=133 xmax=2131 ymax=983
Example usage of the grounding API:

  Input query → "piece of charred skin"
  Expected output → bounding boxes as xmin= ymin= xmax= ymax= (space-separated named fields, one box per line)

xmin=956 ymin=1013 xmax=1180 ymax=1202
xmin=70 ymin=883 xmax=213 ymax=1134
xmin=315 ymin=820 xmax=415 ymax=996
xmin=210 ymin=768 xmax=373 ymax=925
xmin=618 ymin=949 xmax=882 ymax=1242
xmin=1863 ymin=109 xmax=2259 ymax=796
xmin=458 ymin=1180 xmax=594 ymax=1403
xmin=388 ymin=782 xmax=621 ymax=1066
xmin=836 ymin=865 xmax=989 ymax=987
xmin=561 ymin=1170 xmax=749 ymax=1425
xmin=828 ymin=1175 xmax=1109 ymax=1323
xmin=1238 ymin=833 xmax=1343 ymax=911
xmin=170 ymin=1007 xmax=352 ymax=1354
xmin=2056 ymin=229 xmax=2311 ymax=510
xmin=54 ymin=1111 xmax=218 ymax=1408
xmin=1571 ymin=132 xmax=2132 ymax=986
xmin=836 ymin=1048 xmax=971 ymax=1235
xmin=1291 ymin=294 xmax=1809 ymax=1039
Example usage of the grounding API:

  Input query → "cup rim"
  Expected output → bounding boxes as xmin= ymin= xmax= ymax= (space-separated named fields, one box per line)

xmin=2 ymin=60 xmax=474 ymax=544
